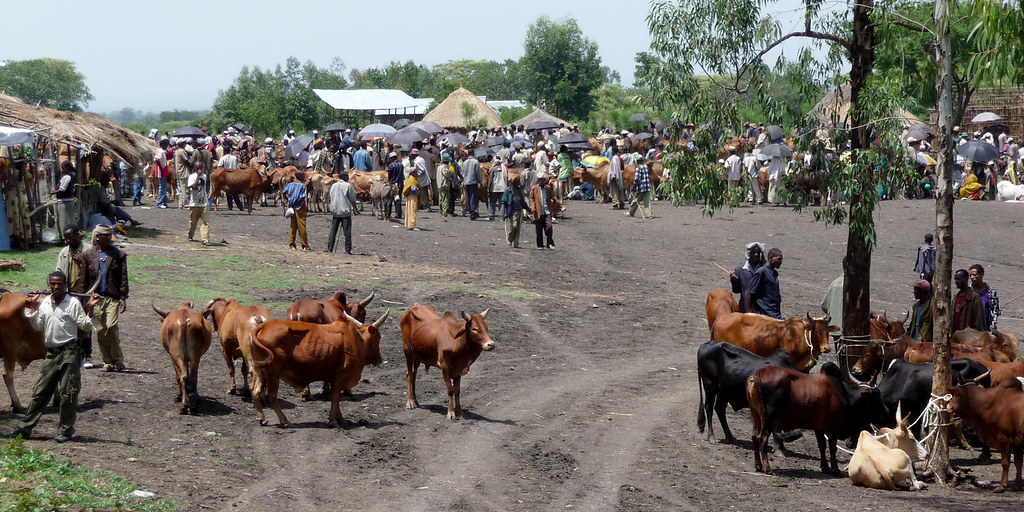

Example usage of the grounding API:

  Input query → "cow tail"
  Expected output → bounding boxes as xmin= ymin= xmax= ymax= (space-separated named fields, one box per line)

xmin=869 ymin=451 xmax=898 ymax=490
xmin=696 ymin=366 xmax=707 ymax=433
xmin=250 ymin=323 xmax=274 ymax=369
xmin=746 ymin=374 xmax=765 ymax=438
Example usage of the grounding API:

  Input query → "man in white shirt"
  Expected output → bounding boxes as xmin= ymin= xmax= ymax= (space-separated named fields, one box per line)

xmin=186 ymin=162 xmax=211 ymax=245
xmin=725 ymin=147 xmax=742 ymax=191
xmin=4 ymin=271 xmax=98 ymax=443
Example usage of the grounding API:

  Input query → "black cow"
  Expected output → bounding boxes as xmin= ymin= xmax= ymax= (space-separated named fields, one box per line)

xmin=697 ymin=341 xmax=796 ymax=443
xmin=877 ymin=358 xmax=990 ymax=438
xmin=747 ymin=362 xmax=887 ymax=475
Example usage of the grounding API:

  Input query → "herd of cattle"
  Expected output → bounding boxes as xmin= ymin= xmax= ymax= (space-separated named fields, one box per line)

xmin=0 ymin=289 xmax=496 ymax=431
xmin=701 ymin=287 xmax=1024 ymax=493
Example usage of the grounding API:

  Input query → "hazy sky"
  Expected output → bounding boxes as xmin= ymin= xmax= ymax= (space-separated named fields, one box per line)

xmin=5 ymin=0 xmax=811 ymax=114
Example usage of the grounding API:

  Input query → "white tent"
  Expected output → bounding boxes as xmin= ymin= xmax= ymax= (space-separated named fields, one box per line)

xmin=0 ymin=126 xmax=35 ymax=147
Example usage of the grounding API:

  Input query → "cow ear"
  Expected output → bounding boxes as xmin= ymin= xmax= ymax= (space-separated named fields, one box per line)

xmin=828 ymin=325 xmax=840 ymax=333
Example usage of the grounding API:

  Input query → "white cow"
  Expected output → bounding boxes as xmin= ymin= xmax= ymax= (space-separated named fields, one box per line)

xmin=997 ymin=180 xmax=1024 ymax=201
xmin=848 ymin=405 xmax=927 ymax=491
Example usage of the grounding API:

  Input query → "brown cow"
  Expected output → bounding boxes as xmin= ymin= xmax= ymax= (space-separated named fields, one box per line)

xmin=572 ymin=163 xmax=636 ymax=203
xmin=954 ymin=328 xmax=1021 ymax=362
xmin=153 ymin=302 xmax=213 ymax=415
xmin=870 ymin=311 xmax=907 ymax=341
xmin=400 ymin=304 xmax=495 ymax=419
xmin=0 ymin=292 xmax=46 ymax=412
xmin=202 ymin=298 xmax=270 ymax=396
xmin=948 ymin=377 xmax=1024 ymax=492
xmin=851 ymin=336 xmax=919 ymax=381
xmin=248 ymin=310 xmax=389 ymax=427
xmin=349 ymin=170 xmax=387 ymax=202
xmin=978 ymin=360 xmax=1024 ymax=386
xmin=711 ymin=312 xmax=836 ymax=372
xmin=705 ymin=288 xmax=739 ymax=336
xmin=904 ymin=342 xmax=1002 ymax=364
xmin=210 ymin=166 xmax=275 ymax=214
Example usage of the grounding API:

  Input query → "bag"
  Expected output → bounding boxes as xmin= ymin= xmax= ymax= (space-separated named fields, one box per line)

xmin=284 ymin=207 xmax=295 ymax=218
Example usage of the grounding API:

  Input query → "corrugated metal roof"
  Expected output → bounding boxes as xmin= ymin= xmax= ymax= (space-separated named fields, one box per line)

xmin=375 ymin=97 xmax=433 ymax=116
xmin=313 ymin=89 xmax=420 ymax=111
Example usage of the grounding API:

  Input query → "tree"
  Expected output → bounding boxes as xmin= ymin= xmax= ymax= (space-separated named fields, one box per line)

xmin=521 ymin=16 xmax=606 ymax=120
xmin=0 ymin=58 xmax=93 ymax=111
xmin=638 ymin=0 xmax=914 ymax=342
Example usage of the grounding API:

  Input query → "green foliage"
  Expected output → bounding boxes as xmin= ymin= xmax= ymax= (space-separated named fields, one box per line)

xmin=203 ymin=56 xmax=348 ymax=139
xmin=349 ymin=60 xmax=434 ymax=98
xmin=461 ymin=101 xmax=478 ymax=127
xmin=521 ymin=16 xmax=606 ymax=120
xmin=0 ymin=438 xmax=176 ymax=511
xmin=970 ymin=0 xmax=1024 ymax=93
xmin=498 ymin=105 xmax=534 ymax=125
xmin=429 ymin=59 xmax=529 ymax=100
xmin=0 ymin=58 xmax=94 ymax=111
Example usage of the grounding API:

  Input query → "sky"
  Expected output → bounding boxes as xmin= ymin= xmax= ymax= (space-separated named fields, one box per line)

xmin=4 ymin=0 xmax=813 ymax=114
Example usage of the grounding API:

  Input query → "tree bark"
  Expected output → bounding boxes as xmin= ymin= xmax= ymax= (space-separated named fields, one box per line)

xmin=841 ymin=0 xmax=877 ymax=347
xmin=929 ymin=0 xmax=955 ymax=483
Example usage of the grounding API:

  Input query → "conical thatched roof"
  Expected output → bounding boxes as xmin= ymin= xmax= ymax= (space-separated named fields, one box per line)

xmin=512 ymin=107 xmax=569 ymax=128
xmin=0 ymin=93 xmax=156 ymax=164
xmin=809 ymin=83 xmax=922 ymax=129
xmin=422 ymin=87 xmax=501 ymax=129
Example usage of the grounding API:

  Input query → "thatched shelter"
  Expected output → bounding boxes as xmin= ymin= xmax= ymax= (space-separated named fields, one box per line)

xmin=809 ymin=83 xmax=922 ymax=129
xmin=422 ymin=87 xmax=501 ymax=129
xmin=512 ymin=107 xmax=569 ymax=128
xmin=0 ymin=93 xmax=156 ymax=165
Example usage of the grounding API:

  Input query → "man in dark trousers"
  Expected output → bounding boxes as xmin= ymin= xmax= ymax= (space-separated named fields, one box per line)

xmin=4 ymin=271 xmax=99 ymax=442
xmin=748 ymin=247 xmax=784 ymax=319
xmin=83 ymin=225 xmax=129 ymax=372
xmin=327 ymin=172 xmax=358 ymax=255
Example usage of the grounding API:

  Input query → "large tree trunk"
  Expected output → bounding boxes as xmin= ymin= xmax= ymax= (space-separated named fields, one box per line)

xmin=841 ymin=0 xmax=877 ymax=346
xmin=929 ymin=0 xmax=955 ymax=483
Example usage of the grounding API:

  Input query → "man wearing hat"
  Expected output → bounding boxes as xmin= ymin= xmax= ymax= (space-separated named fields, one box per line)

xmin=529 ymin=172 xmax=560 ymax=249
xmin=186 ymin=161 xmax=211 ymax=246
xmin=83 ymin=225 xmax=129 ymax=372
xmin=284 ymin=129 xmax=295 ymax=145
xmin=907 ymin=280 xmax=933 ymax=342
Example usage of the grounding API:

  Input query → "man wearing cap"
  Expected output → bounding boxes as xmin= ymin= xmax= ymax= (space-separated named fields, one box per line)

xmin=83 ymin=225 xmax=129 ymax=372
xmin=907 ymin=280 xmax=933 ymax=342
xmin=748 ymin=248 xmax=784 ymax=319
xmin=462 ymin=151 xmax=482 ymax=220
xmin=2 ymin=271 xmax=99 ymax=443
xmin=283 ymin=171 xmax=310 ymax=250
xmin=284 ymin=129 xmax=295 ymax=145
xmin=529 ymin=172 xmax=559 ymax=249
xmin=186 ymin=161 xmax=211 ymax=246
xmin=257 ymin=137 xmax=274 ymax=169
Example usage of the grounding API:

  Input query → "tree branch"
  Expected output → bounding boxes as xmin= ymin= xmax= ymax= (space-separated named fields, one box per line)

xmin=734 ymin=31 xmax=852 ymax=90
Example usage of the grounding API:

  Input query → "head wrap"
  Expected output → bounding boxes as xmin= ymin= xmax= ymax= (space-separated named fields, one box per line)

xmin=745 ymin=242 xmax=767 ymax=264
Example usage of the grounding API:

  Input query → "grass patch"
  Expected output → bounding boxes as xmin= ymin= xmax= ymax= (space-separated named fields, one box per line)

xmin=0 ymin=438 xmax=176 ymax=511
xmin=0 ymin=246 xmax=63 ymax=291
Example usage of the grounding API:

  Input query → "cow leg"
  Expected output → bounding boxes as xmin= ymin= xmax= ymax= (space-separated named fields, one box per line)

xmin=451 ymin=375 xmax=463 ymax=418
xmin=300 ymin=385 xmax=313 ymax=401
xmin=441 ymin=368 xmax=458 ymax=419
xmin=212 ymin=190 xmax=221 ymax=213
xmin=996 ymin=446 xmax=1011 ymax=492
xmin=327 ymin=381 xmax=344 ymax=428
xmin=222 ymin=345 xmax=237 ymax=395
xmin=185 ymin=355 xmax=200 ymax=413
xmin=404 ymin=356 xmax=419 ymax=409
xmin=3 ymin=358 xmax=24 ymax=413
xmin=251 ymin=370 xmax=269 ymax=426
xmin=240 ymin=358 xmax=252 ymax=398
xmin=265 ymin=377 xmax=291 ymax=428
xmin=1015 ymin=447 xmax=1024 ymax=491
xmin=714 ymin=400 xmax=736 ymax=444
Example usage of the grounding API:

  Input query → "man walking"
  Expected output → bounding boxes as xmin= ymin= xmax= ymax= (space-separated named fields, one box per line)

xmin=283 ymin=171 xmax=310 ymax=251
xmin=154 ymin=140 xmax=171 ymax=209
xmin=608 ymin=145 xmax=625 ymax=210
xmin=186 ymin=161 xmax=211 ymax=245
xmin=748 ymin=247 xmax=783 ymax=319
xmin=487 ymin=155 xmax=508 ymax=220
xmin=462 ymin=151 xmax=482 ymax=220
xmin=56 ymin=228 xmax=94 ymax=368
xmin=327 ymin=172 xmax=358 ymax=254
xmin=3 ymin=271 xmax=98 ymax=443
xmin=628 ymin=159 xmax=653 ymax=218
xmin=725 ymin=146 xmax=742 ymax=191
xmin=529 ymin=172 xmax=559 ymax=249
xmin=83 ymin=225 xmax=129 ymax=372
xmin=387 ymin=152 xmax=404 ymax=219
xmin=174 ymin=140 xmax=191 ymax=208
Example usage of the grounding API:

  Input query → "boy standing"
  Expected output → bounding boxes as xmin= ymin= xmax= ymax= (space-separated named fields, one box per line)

xmin=914 ymin=233 xmax=936 ymax=283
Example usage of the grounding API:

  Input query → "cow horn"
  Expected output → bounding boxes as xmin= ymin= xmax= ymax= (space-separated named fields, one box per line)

xmin=896 ymin=401 xmax=904 ymax=425
xmin=901 ymin=310 xmax=910 ymax=324
xmin=480 ymin=308 xmax=489 ymax=319
xmin=84 ymin=274 xmax=101 ymax=295
xmin=372 ymin=309 xmax=389 ymax=328
xmin=461 ymin=311 xmax=471 ymax=322
xmin=151 ymin=302 xmax=170 ymax=319
xmin=882 ymin=310 xmax=887 ymax=320
xmin=343 ymin=311 xmax=364 ymax=328
xmin=203 ymin=299 xmax=216 ymax=310
xmin=973 ymin=370 xmax=991 ymax=384
xmin=359 ymin=291 xmax=375 ymax=306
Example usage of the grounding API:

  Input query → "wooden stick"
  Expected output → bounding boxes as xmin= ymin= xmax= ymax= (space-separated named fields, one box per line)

xmin=710 ymin=261 xmax=732 ymax=274
xmin=1003 ymin=290 xmax=1024 ymax=307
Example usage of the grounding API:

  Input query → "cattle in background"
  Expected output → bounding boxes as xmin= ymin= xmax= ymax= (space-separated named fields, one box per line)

xmin=870 ymin=311 xmax=907 ymax=341
xmin=704 ymin=289 xmax=738 ymax=336
xmin=0 ymin=291 xmax=46 ymax=412
xmin=401 ymin=305 xmax=494 ymax=419
xmin=202 ymin=298 xmax=270 ymax=396
xmin=877 ymin=358 xmax=990 ymax=438
xmin=696 ymin=341 xmax=796 ymax=443
xmin=210 ymin=167 xmax=276 ymax=214
xmin=904 ymin=341 xmax=1004 ymax=364
xmin=746 ymin=362 xmax=885 ymax=475
xmin=153 ymin=302 xmax=213 ymax=415
xmin=711 ymin=312 xmax=836 ymax=372
xmin=977 ymin=360 xmax=1024 ymax=387
xmin=953 ymin=328 xmax=1021 ymax=362
xmin=369 ymin=180 xmax=398 ymax=220
xmin=851 ymin=336 xmax=920 ymax=381
xmin=949 ymin=376 xmax=1024 ymax=492
xmin=249 ymin=311 xmax=389 ymax=427
xmin=572 ymin=162 xmax=636 ymax=203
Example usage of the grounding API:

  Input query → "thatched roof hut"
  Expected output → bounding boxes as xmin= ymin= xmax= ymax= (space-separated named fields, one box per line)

xmin=422 ymin=87 xmax=501 ymax=129
xmin=0 ymin=93 xmax=156 ymax=164
xmin=809 ymin=83 xmax=922 ymax=129
xmin=512 ymin=107 xmax=569 ymax=128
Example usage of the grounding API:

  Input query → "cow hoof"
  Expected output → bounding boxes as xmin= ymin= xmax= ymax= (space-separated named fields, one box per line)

xmin=258 ymin=419 xmax=268 ymax=426
xmin=447 ymin=414 xmax=457 ymax=421
xmin=405 ymin=402 xmax=418 ymax=410
xmin=280 ymin=422 xmax=292 ymax=429
xmin=993 ymin=485 xmax=1006 ymax=493
xmin=179 ymin=407 xmax=189 ymax=415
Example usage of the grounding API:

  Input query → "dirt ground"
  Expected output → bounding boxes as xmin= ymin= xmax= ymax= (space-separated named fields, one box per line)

xmin=2 ymin=195 xmax=1023 ymax=511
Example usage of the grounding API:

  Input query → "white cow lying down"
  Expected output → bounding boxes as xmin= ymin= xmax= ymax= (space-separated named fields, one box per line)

xmin=997 ymin=181 xmax=1024 ymax=201
xmin=849 ymin=406 xmax=927 ymax=491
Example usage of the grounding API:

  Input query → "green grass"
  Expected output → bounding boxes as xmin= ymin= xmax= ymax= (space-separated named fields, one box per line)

xmin=0 ymin=246 xmax=63 ymax=291
xmin=0 ymin=438 xmax=177 ymax=511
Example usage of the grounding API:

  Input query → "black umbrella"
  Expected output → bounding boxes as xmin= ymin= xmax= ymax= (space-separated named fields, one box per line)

xmin=410 ymin=121 xmax=444 ymax=134
xmin=230 ymin=123 xmax=251 ymax=134
xmin=556 ymin=133 xmax=589 ymax=144
xmin=654 ymin=120 xmax=667 ymax=131
xmin=484 ymin=136 xmax=506 ymax=147
xmin=628 ymin=113 xmax=651 ymax=123
xmin=284 ymin=134 xmax=315 ymax=160
xmin=957 ymin=140 xmax=999 ymax=163
xmin=765 ymin=125 xmax=785 ymax=140
xmin=908 ymin=123 xmax=930 ymax=131
xmin=527 ymin=120 xmax=560 ymax=132
xmin=473 ymin=147 xmax=495 ymax=159
xmin=513 ymin=140 xmax=534 ymax=150
xmin=393 ymin=118 xmax=412 ymax=129
xmin=971 ymin=112 xmax=1001 ymax=123
xmin=985 ymin=123 xmax=1010 ymax=136
xmin=906 ymin=128 xmax=933 ymax=141
xmin=633 ymin=132 xmax=655 ymax=141
xmin=439 ymin=132 xmax=470 ymax=145
xmin=562 ymin=141 xmax=595 ymax=151
xmin=760 ymin=143 xmax=793 ymax=158
xmin=171 ymin=126 xmax=205 ymax=138
xmin=324 ymin=123 xmax=348 ymax=133
xmin=389 ymin=126 xmax=430 ymax=145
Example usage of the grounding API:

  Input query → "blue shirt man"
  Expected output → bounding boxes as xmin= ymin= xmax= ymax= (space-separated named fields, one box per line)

xmin=353 ymin=144 xmax=372 ymax=171
xmin=748 ymin=248 xmax=784 ymax=319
